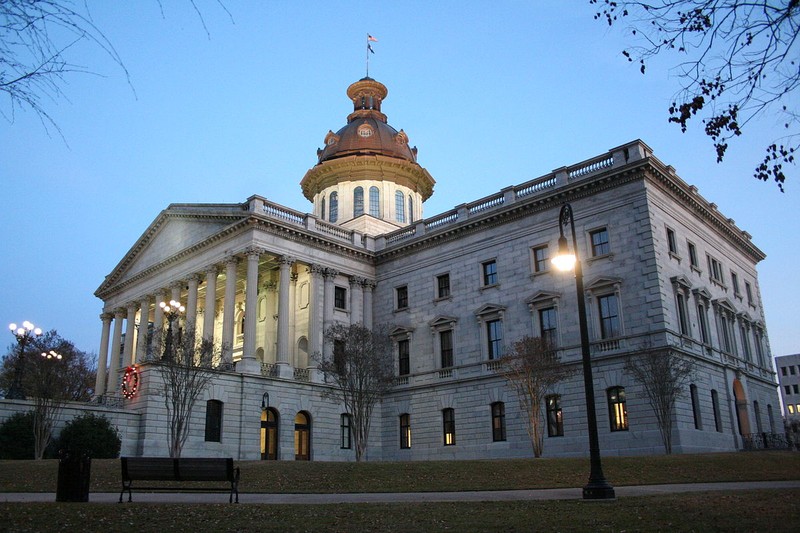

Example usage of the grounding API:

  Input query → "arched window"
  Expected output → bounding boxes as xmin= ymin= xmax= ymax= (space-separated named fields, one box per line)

xmin=260 ymin=408 xmax=279 ymax=460
xmin=353 ymin=187 xmax=364 ymax=217
xmin=205 ymin=400 xmax=223 ymax=442
xmin=408 ymin=195 xmax=414 ymax=223
xmin=329 ymin=192 xmax=338 ymax=223
xmin=320 ymin=197 xmax=326 ymax=221
xmin=395 ymin=191 xmax=405 ymax=223
xmin=607 ymin=386 xmax=628 ymax=431
xmin=369 ymin=186 xmax=380 ymax=217
xmin=294 ymin=411 xmax=311 ymax=460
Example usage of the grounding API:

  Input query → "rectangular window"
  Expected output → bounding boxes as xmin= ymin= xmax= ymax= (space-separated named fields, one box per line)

xmin=341 ymin=414 xmax=352 ymax=449
xmin=539 ymin=307 xmax=558 ymax=347
xmin=546 ymin=395 xmax=564 ymax=437
xmin=443 ymin=408 xmax=456 ymax=445
xmin=783 ymin=367 xmax=789 ymax=376
xmin=786 ymin=385 xmax=792 ymax=395
xmin=789 ymin=405 xmax=796 ymax=415
xmin=707 ymin=255 xmax=724 ymax=284
xmin=608 ymin=387 xmax=628 ymax=431
xmin=400 ymin=414 xmax=411 ymax=449
xmin=690 ymin=384 xmax=702 ymax=430
xmin=598 ymin=294 xmax=620 ymax=339
xmin=334 ymin=340 xmax=346 ymax=375
xmin=745 ymin=282 xmax=754 ymax=306
xmin=398 ymin=339 xmax=410 ymax=376
xmin=440 ymin=330 xmax=454 ymax=368
xmin=688 ymin=241 xmax=698 ymax=268
xmin=482 ymin=260 xmax=498 ymax=286
xmin=396 ymin=285 xmax=408 ymax=310
xmin=740 ymin=325 xmax=752 ymax=362
xmin=676 ymin=292 xmax=689 ymax=335
xmin=791 ymin=366 xmax=797 ymax=375
xmin=204 ymin=400 xmax=223 ymax=442
xmin=794 ymin=384 xmax=799 ymax=394
xmin=711 ymin=390 xmax=723 ymax=432
xmin=486 ymin=319 xmax=503 ymax=360
xmin=491 ymin=402 xmax=506 ymax=442
xmin=590 ymin=228 xmax=610 ymax=257
xmin=334 ymin=286 xmax=347 ymax=310
xmin=667 ymin=228 xmax=677 ymax=254
xmin=731 ymin=272 xmax=740 ymax=295
xmin=698 ymin=305 xmax=710 ymax=344
xmin=533 ymin=245 xmax=549 ymax=273
xmin=437 ymin=273 xmax=451 ymax=299
xmin=720 ymin=315 xmax=732 ymax=353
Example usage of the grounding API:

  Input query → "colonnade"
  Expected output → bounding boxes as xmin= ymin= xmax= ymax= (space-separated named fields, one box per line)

xmin=94 ymin=249 xmax=375 ymax=398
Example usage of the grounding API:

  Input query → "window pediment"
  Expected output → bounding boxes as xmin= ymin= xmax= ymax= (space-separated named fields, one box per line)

xmin=525 ymin=291 xmax=560 ymax=307
xmin=430 ymin=315 xmax=458 ymax=331
xmin=712 ymin=298 xmax=736 ymax=313
xmin=692 ymin=287 xmax=713 ymax=301
xmin=390 ymin=325 xmax=415 ymax=338
xmin=585 ymin=276 xmax=622 ymax=293
xmin=474 ymin=303 xmax=506 ymax=318
xmin=670 ymin=275 xmax=692 ymax=290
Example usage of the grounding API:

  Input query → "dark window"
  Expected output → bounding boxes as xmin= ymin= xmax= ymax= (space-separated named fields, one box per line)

xmin=708 ymin=255 xmax=724 ymax=283
xmin=408 ymin=195 xmax=414 ymax=223
xmin=754 ymin=401 xmax=763 ymax=433
xmin=440 ymin=330 xmax=454 ymax=368
xmin=590 ymin=228 xmax=610 ymax=256
xmin=400 ymin=414 xmax=411 ymax=449
xmin=334 ymin=286 xmax=347 ymax=310
xmin=329 ymin=192 xmax=338 ymax=223
xmin=321 ymin=197 xmax=326 ymax=220
xmin=720 ymin=314 xmax=732 ymax=353
xmin=333 ymin=340 xmax=346 ymax=374
xmin=667 ymin=228 xmax=677 ymax=254
xmin=341 ymin=414 xmax=352 ymax=449
xmin=607 ymin=387 xmax=628 ymax=431
xmin=533 ymin=245 xmax=549 ymax=273
xmin=482 ymin=260 xmax=498 ymax=286
xmin=786 ymin=385 xmax=792 ymax=395
xmin=792 ymin=366 xmax=797 ymax=375
xmin=369 ymin=186 xmax=380 ymax=217
xmin=782 ymin=367 xmax=788 ymax=376
xmin=745 ymin=282 xmax=754 ymax=305
xmin=698 ymin=304 xmax=710 ymax=344
xmin=740 ymin=325 xmax=752 ymax=362
xmin=486 ymin=319 xmax=503 ymax=360
xmin=690 ymin=384 xmax=702 ymax=430
xmin=491 ymin=402 xmax=506 ymax=442
xmin=437 ymin=274 xmax=451 ymax=299
xmin=546 ymin=395 xmax=564 ymax=437
xmin=677 ymin=292 xmax=689 ymax=335
xmin=731 ymin=272 xmax=740 ymax=295
xmin=711 ymin=390 xmax=723 ymax=432
xmin=353 ymin=187 xmax=364 ymax=217
xmin=443 ymin=408 xmax=456 ymax=445
xmin=205 ymin=400 xmax=223 ymax=442
xmin=539 ymin=307 xmax=558 ymax=347
xmin=598 ymin=294 xmax=620 ymax=339
xmin=398 ymin=339 xmax=410 ymax=376
xmin=688 ymin=241 xmax=698 ymax=268
xmin=396 ymin=286 xmax=408 ymax=310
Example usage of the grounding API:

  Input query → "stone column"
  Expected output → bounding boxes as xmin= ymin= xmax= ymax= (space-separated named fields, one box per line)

xmin=203 ymin=267 xmax=218 ymax=343
xmin=349 ymin=276 xmax=364 ymax=325
xmin=289 ymin=272 xmax=298 ymax=365
xmin=185 ymin=274 xmax=201 ymax=341
xmin=107 ymin=308 xmax=125 ymax=394
xmin=322 ymin=268 xmax=338 ymax=361
xmin=123 ymin=303 xmax=137 ymax=367
xmin=170 ymin=283 xmax=182 ymax=304
xmin=135 ymin=296 xmax=150 ymax=363
xmin=238 ymin=249 xmax=261 ymax=375
xmin=363 ymin=280 xmax=375 ymax=329
xmin=222 ymin=257 xmax=239 ymax=365
xmin=94 ymin=313 xmax=112 ymax=398
xmin=152 ymin=289 xmax=165 ymax=357
xmin=275 ymin=256 xmax=295 ymax=378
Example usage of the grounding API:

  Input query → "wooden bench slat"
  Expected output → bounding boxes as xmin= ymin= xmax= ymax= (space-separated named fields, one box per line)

xmin=119 ymin=457 xmax=239 ymax=503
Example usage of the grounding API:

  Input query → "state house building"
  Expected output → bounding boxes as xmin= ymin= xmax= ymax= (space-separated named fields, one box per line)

xmin=92 ymin=77 xmax=781 ymax=460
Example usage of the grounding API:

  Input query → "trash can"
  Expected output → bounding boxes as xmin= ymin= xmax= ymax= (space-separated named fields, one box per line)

xmin=56 ymin=450 xmax=91 ymax=502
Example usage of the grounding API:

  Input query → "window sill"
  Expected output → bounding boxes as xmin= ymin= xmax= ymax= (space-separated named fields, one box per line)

xmin=669 ymin=251 xmax=682 ymax=263
xmin=586 ymin=252 xmax=614 ymax=265
xmin=480 ymin=283 xmax=500 ymax=291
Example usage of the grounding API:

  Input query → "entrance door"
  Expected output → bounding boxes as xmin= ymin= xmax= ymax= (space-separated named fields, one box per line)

xmin=261 ymin=408 xmax=279 ymax=460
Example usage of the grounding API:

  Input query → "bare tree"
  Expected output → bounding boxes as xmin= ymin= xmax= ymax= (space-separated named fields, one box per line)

xmin=591 ymin=0 xmax=800 ymax=190
xmin=315 ymin=323 xmax=394 ymax=461
xmin=147 ymin=334 xmax=217 ymax=458
xmin=624 ymin=348 xmax=695 ymax=454
xmin=498 ymin=336 xmax=576 ymax=458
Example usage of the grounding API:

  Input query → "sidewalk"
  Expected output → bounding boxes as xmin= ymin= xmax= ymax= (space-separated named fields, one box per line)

xmin=2 ymin=480 xmax=798 ymax=504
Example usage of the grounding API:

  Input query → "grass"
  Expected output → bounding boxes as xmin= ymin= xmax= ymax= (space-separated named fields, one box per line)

xmin=1 ymin=452 xmax=798 ymax=532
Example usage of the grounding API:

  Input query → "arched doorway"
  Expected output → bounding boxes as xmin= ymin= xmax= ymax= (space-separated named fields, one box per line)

xmin=294 ymin=411 xmax=311 ymax=460
xmin=732 ymin=379 xmax=751 ymax=435
xmin=260 ymin=408 xmax=279 ymax=460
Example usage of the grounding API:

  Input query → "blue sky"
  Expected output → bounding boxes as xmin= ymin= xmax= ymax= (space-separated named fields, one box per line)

xmin=1 ymin=1 xmax=797 ymax=361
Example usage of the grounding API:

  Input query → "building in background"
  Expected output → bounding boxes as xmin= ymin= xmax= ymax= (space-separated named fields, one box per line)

xmin=776 ymin=353 xmax=800 ymax=447
xmin=45 ymin=78 xmax=785 ymax=459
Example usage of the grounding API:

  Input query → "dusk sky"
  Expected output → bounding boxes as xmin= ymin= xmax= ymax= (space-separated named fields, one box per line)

xmin=1 ymin=1 xmax=798 ymax=363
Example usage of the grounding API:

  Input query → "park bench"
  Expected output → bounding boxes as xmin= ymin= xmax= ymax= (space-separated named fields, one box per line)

xmin=119 ymin=457 xmax=240 ymax=503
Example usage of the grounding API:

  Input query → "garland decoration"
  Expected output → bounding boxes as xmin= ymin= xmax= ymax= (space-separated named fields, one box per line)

xmin=121 ymin=365 xmax=140 ymax=399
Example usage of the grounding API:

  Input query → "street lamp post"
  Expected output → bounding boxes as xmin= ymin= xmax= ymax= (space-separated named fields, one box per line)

xmin=159 ymin=300 xmax=185 ymax=361
xmin=6 ymin=321 xmax=43 ymax=400
xmin=552 ymin=203 xmax=615 ymax=500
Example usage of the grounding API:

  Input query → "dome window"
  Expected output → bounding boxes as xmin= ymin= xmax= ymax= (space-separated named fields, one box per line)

xmin=358 ymin=124 xmax=374 ymax=138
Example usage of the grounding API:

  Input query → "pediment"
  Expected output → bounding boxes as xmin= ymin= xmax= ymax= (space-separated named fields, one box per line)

xmin=692 ymin=287 xmax=713 ymax=300
xmin=429 ymin=315 xmax=458 ymax=329
xmin=390 ymin=325 xmax=415 ymax=337
xmin=712 ymin=298 xmax=736 ymax=312
xmin=96 ymin=205 xmax=248 ymax=296
xmin=525 ymin=291 xmax=560 ymax=306
xmin=585 ymin=276 xmax=622 ymax=291
xmin=670 ymin=275 xmax=692 ymax=289
xmin=474 ymin=303 xmax=506 ymax=317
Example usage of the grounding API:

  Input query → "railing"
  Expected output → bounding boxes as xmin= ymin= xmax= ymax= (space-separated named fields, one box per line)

xmin=425 ymin=211 xmax=459 ymax=231
xmin=484 ymin=360 xmax=503 ymax=372
xmin=95 ymin=394 xmax=124 ymax=408
xmin=387 ymin=226 xmax=416 ymax=244
xmin=741 ymin=432 xmax=792 ymax=451
xmin=262 ymin=201 xmax=305 ymax=225
xmin=315 ymin=220 xmax=353 ymax=241
xmin=568 ymin=155 xmax=614 ymax=180
xmin=394 ymin=376 xmax=409 ymax=386
xmin=515 ymin=175 xmax=557 ymax=198
xmin=591 ymin=338 xmax=621 ymax=353
xmin=438 ymin=368 xmax=454 ymax=379
xmin=261 ymin=363 xmax=279 ymax=377
xmin=467 ymin=193 xmax=504 ymax=215
xmin=293 ymin=367 xmax=310 ymax=382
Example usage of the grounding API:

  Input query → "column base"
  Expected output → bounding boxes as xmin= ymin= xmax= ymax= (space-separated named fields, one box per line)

xmin=235 ymin=358 xmax=262 ymax=375
xmin=275 ymin=362 xmax=294 ymax=379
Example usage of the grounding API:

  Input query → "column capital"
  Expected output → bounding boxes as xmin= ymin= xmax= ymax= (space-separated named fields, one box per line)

xmin=363 ymin=279 xmax=377 ymax=291
xmin=186 ymin=273 xmax=203 ymax=284
xmin=290 ymin=273 xmax=299 ymax=283
xmin=224 ymin=255 xmax=240 ymax=266
xmin=113 ymin=308 xmax=126 ymax=318
xmin=323 ymin=268 xmax=339 ymax=280
xmin=349 ymin=275 xmax=367 ymax=286
xmin=309 ymin=264 xmax=326 ymax=276
xmin=205 ymin=265 xmax=219 ymax=276
xmin=100 ymin=312 xmax=114 ymax=321
xmin=244 ymin=246 xmax=264 ymax=259
xmin=126 ymin=302 xmax=138 ymax=311
xmin=278 ymin=255 xmax=296 ymax=266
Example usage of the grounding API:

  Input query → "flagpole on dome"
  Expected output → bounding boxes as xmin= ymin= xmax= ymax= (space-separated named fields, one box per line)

xmin=366 ymin=33 xmax=377 ymax=77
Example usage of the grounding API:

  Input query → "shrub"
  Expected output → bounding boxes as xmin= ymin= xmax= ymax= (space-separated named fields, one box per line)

xmin=0 ymin=411 xmax=36 ymax=459
xmin=54 ymin=413 xmax=121 ymax=458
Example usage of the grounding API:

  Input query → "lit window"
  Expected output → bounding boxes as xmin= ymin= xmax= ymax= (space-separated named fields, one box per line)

xmin=546 ymin=395 xmax=563 ymax=437
xmin=396 ymin=286 xmax=408 ymax=310
xmin=789 ymin=405 xmax=796 ymax=415
xmin=340 ymin=414 xmax=352 ymax=449
xmin=533 ymin=245 xmax=549 ymax=273
xmin=491 ymin=402 xmax=506 ymax=442
xmin=598 ymin=294 xmax=620 ymax=339
xmin=590 ymin=228 xmax=610 ymax=257
xmin=400 ymin=414 xmax=411 ymax=449
xmin=482 ymin=260 xmax=498 ymax=286
xmin=443 ymin=408 xmax=456 ymax=445
xmin=607 ymin=386 xmax=628 ymax=431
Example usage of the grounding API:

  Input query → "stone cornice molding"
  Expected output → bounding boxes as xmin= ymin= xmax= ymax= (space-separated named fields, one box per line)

xmin=100 ymin=312 xmax=113 ymax=321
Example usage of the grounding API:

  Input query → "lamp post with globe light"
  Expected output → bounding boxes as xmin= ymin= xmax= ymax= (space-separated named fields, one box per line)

xmin=552 ymin=203 xmax=615 ymax=500
xmin=6 ymin=321 xmax=43 ymax=400
xmin=160 ymin=300 xmax=185 ymax=361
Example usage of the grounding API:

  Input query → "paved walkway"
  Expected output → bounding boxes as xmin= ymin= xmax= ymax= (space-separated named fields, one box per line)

xmin=1 ymin=480 xmax=798 ymax=504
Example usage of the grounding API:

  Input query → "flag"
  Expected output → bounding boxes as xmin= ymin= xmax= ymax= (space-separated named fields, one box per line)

xmin=368 ymin=44 xmax=374 ymax=54
xmin=368 ymin=34 xmax=378 ymax=42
